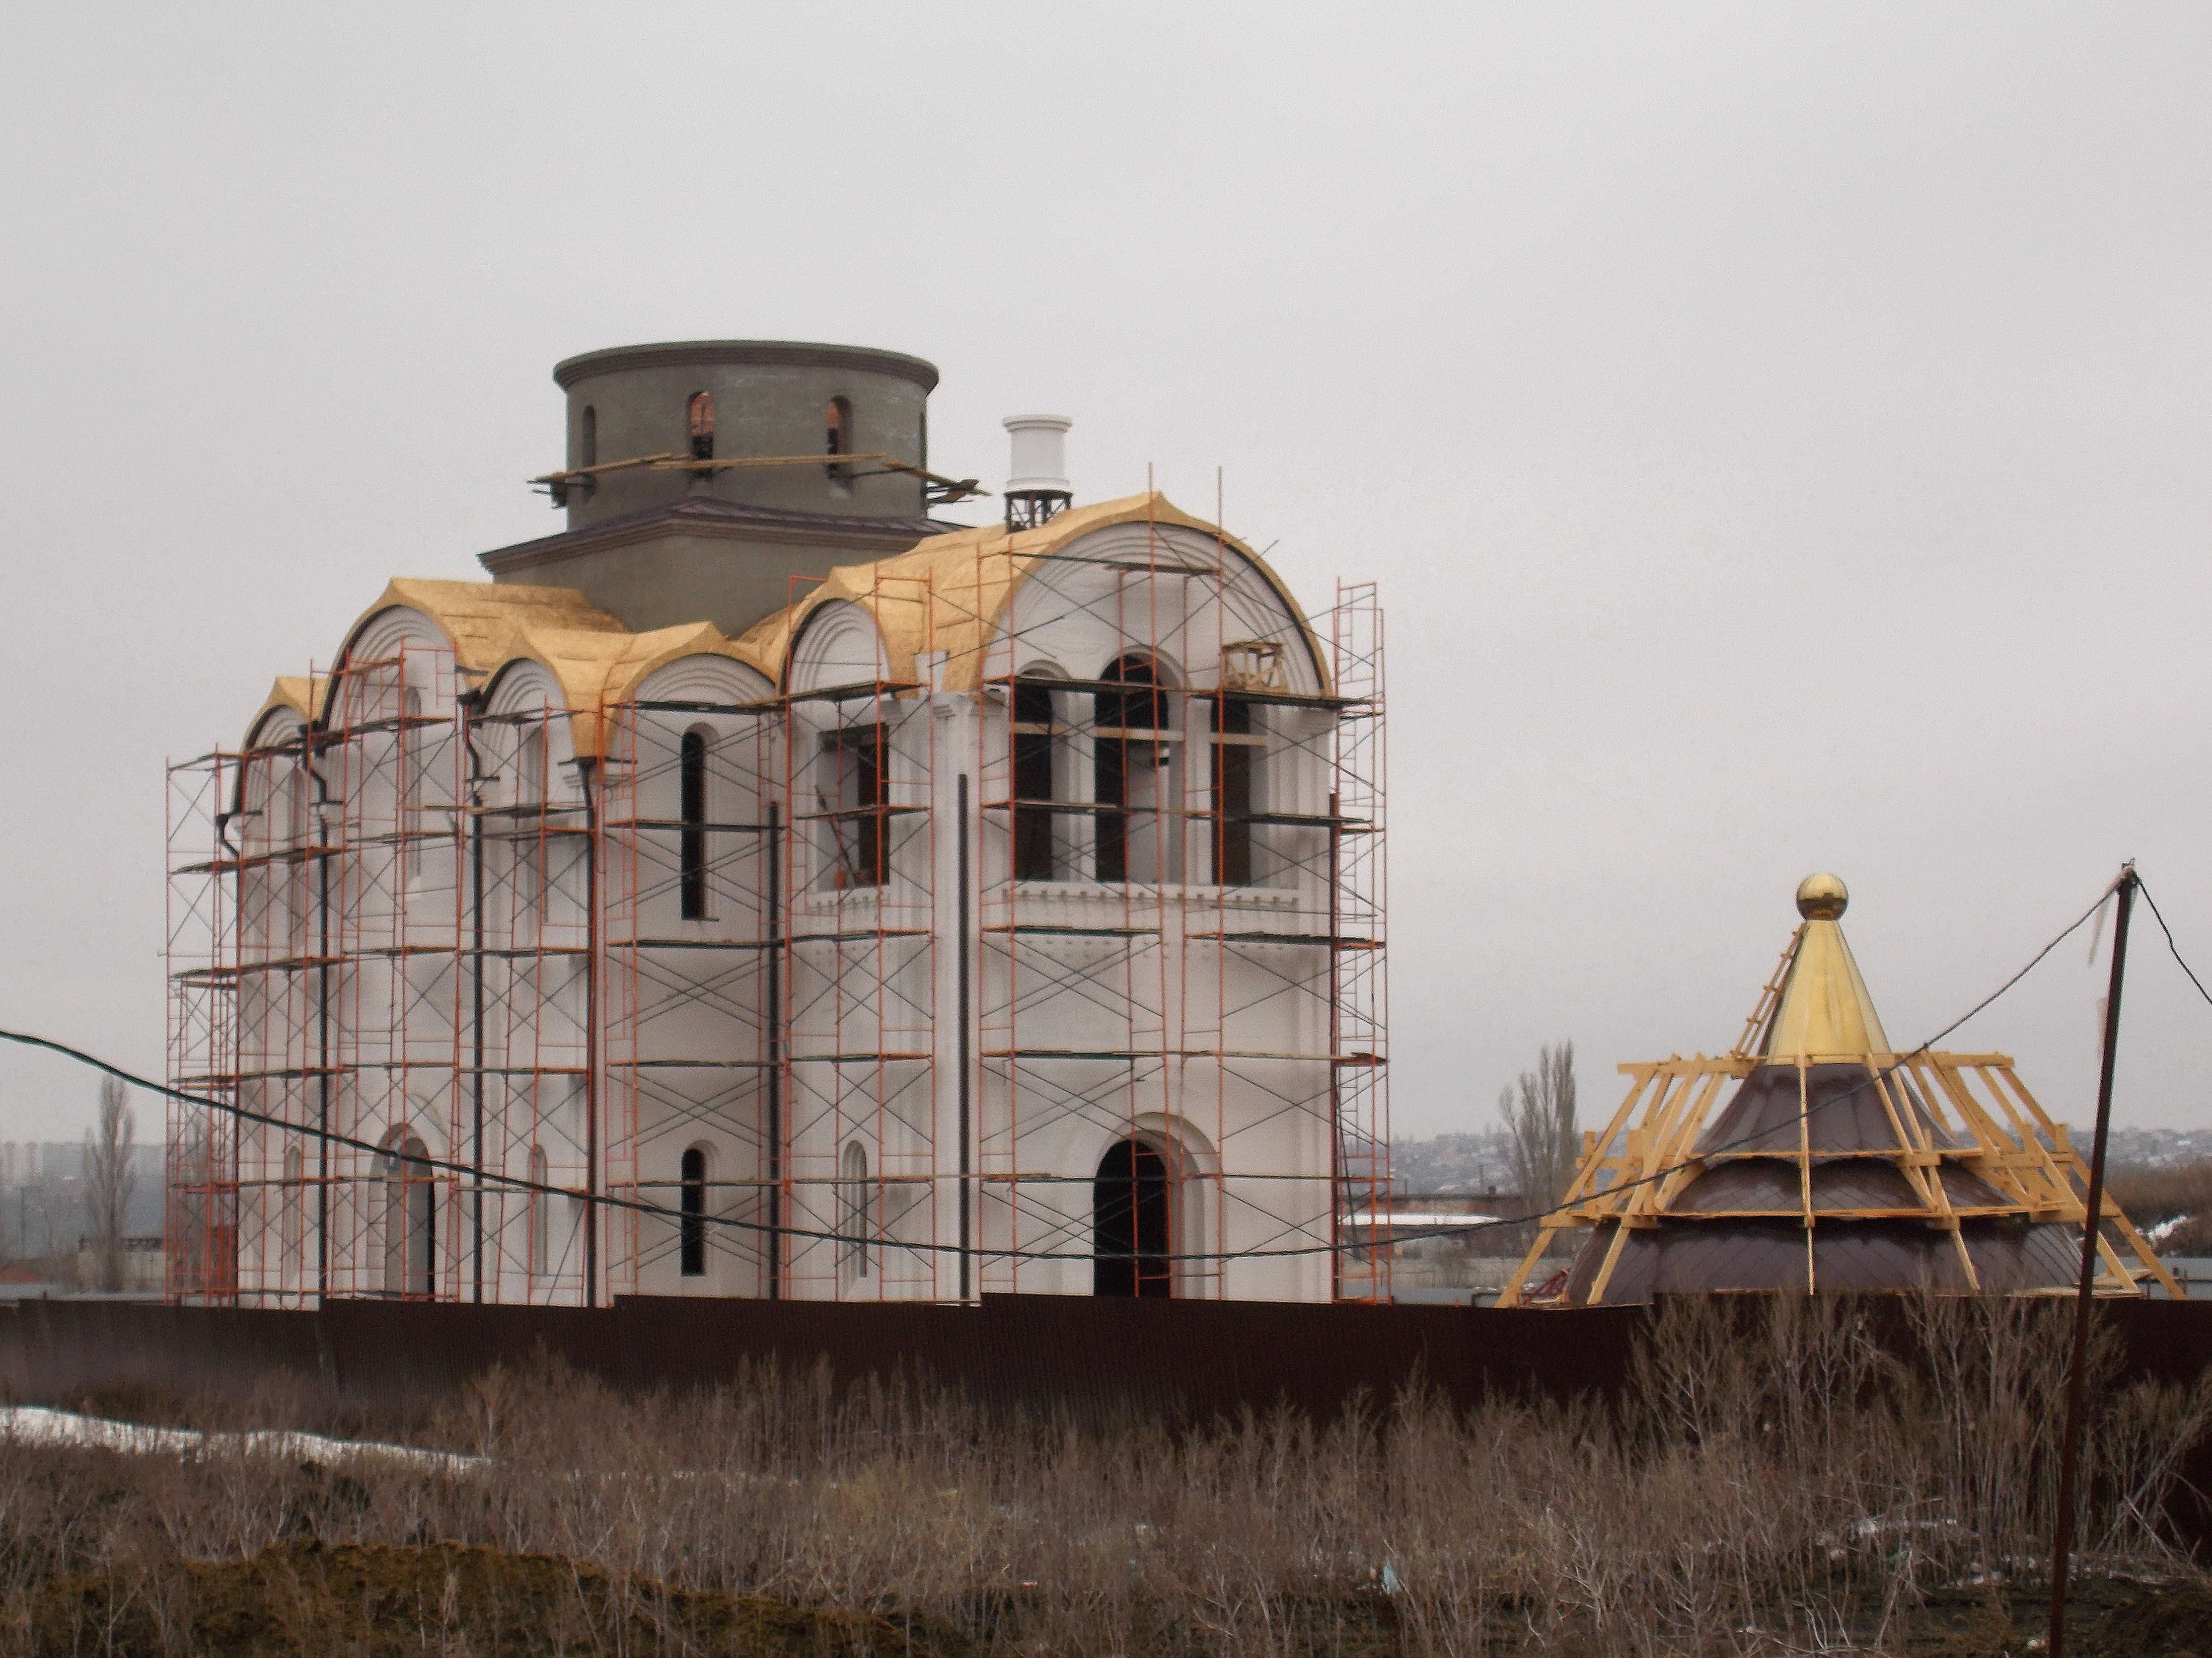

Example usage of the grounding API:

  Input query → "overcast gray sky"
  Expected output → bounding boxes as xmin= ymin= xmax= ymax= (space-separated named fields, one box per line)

xmin=2 ymin=5 xmax=2208 ymax=1149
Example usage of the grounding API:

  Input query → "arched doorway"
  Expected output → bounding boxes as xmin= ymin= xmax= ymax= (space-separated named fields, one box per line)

xmin=381 ymin=1132 xmax=434 ymax=1298
xmin=1094 ymin=1137 xmax=1172 ymax=1297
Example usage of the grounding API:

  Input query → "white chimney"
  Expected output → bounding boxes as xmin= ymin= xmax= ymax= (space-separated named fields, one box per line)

xmin=1003 ymin=414 xmax=1072 ymax=529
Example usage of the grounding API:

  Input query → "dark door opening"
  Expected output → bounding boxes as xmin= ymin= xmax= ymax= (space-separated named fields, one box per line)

xmin=1094 ymin=1137 xmax=1172 ymax=1297
xmin=383 ymin=1135 xmax=433 ymax=1298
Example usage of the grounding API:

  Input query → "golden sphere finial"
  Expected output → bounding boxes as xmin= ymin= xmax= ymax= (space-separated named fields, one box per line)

xmin=1796 ymin=872 xmax=1848 ymax=920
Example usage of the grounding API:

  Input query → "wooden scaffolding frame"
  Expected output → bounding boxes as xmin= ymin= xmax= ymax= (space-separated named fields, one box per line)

xmin=1497 ymin=1049 xmax=2182 ymax=1307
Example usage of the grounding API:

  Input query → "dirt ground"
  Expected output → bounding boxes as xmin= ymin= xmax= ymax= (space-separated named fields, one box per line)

xmin=1887 ymin=1577 xmax=2212 ymax=1657
xmin=24 ymin=1540 xmax=969 ymax=1658
xmin=23 ymin=1542 xmax=2212 ymax=1658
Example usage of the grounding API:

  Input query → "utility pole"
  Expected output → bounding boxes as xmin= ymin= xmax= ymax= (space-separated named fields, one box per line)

xmin=2048 ymin=861 xmax=2136 ymax=1658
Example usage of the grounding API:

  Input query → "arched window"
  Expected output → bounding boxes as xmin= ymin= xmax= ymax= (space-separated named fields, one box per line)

xmin=528 ymin=1144 xmax=550 ymax=1280
xmin=679 ymin=1146 xmax=707 ymax=1278
xmin=1012 ymin=673 xmax=1061 ymax=881
xmin=285 ymin=762 xmax=311 ymax=848
xmin=580 ymin=404 xmax=597 ymax=469
xmin=401 ymin=686 xmax=426 ymax=881
xmin=516 ymin=720 xmax=548 ymax=925
xmin=284 ymin=764 xmax=313 ymax=957
xmin=1094 ymin=1137 xmax=1171 ymax=1297
xmin=680 ymin=728 xmax=711 ymax=919
xmin=840 ymin=1141 xmax=872 ymax=1286
xmin=281 ymin=1143 xmax=305 ymax=1285
xmin=382 ymin=1131 xmax=434 ymax=1298
xmin=825 ymin=396 xmax=851 ymax=483
xmin=687 ymin=391 xmax=716 ymax=462
xmin=1094 ymin=655 xmax=1176 ymax=884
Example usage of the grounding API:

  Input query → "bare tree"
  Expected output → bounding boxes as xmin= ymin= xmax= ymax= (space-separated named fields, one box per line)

xmin=1499 ymin=1041 xmax=1579 ymax=1255
xmin=84 ymin=1076 xmax=138 ymax=1292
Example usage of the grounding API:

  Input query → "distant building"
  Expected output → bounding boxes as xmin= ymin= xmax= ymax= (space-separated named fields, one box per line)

xmin=71 ymin=1237 xmax=166 ymax=1296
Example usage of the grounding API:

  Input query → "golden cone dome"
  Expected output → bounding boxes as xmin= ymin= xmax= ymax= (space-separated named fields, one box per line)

xmin=1760 ymin=878 xmax=1892 ymax=1060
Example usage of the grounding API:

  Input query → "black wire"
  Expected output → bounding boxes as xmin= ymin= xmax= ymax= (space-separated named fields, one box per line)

xmin=2135 ymin=876 xmax=2212 ymax=1014
xmin=0 ymin=873 xmax=2129 ymax=1267
xmin=1915 ymin=873 xmax=2129 ymax=1053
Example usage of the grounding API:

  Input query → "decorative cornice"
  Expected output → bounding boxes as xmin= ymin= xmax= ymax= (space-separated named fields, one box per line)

xmin=553 ymin=339 xmax=940 ymax=393
xmin=477 ymin=499 xmax=952 ymax=577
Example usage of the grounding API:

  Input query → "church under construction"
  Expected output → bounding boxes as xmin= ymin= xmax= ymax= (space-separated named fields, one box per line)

xmin=164 ymin=340 xmax=1389 ymax=1308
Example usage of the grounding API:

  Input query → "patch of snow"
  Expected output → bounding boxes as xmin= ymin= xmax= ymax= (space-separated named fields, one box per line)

xmin=0 ymin=1406 xmax=479 ymax=1474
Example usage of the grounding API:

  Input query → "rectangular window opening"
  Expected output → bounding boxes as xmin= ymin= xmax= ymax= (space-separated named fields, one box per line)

xmin=1213 ymin=696 xmax=1261 ymax=888
xmin=821 ymin=725 xmax=888 ymax=889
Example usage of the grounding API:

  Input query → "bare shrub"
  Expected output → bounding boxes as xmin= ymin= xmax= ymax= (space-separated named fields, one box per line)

xmin=1 ymin=1295 xmax=2207 ymax=1658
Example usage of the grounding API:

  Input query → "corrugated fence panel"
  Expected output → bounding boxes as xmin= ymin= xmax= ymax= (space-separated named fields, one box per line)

xmin=3 ymin=1295 xmax=2210 ymax=1442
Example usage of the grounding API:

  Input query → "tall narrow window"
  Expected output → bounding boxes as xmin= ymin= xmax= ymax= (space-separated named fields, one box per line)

xmin=1012 ymin=676 xmax=1059 ymax=881
xmin=1094 ymin=1137 xmax=1172 ymax=1297
xmin=285 ymin=765 xmax=312 ymax=958
xmin=1094 ymin=655 xmax=1174 ymax=884
xmin=516 ymin=722 xmax=548 ymax=926
xmin=282 ymin=1144 xmax=305 ymax=1285
xmin=285 ymin=763 xmax=311 ymax=847
xmin=680 ymin=1146 xmax=707 ymax=1278
xmin=1212 ymin=697 xmax=1259 ymax=887
xmin=687 ymin=391 xmax=716 ymax=461
xmin=825 ymin=396 xmax=851 ymax=482
xmin=840 ymin=1141 xmax=873 ymax=1285
xmin=580 ymin=404 xmax=597 ymax=469
xmin=822 ymin=725 xmax=887 ymax=889
xmin=680 ymin=728 xmax=710 ymax=919
xmin=401 ymin=686 xmax=425 ymax=882
xmin=528 ymin=1144 xmax=550 ymax=1280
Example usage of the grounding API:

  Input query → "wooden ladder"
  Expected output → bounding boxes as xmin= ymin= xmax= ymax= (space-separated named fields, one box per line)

xmin=1730 ymin=923 xmax=1804 ymax=1058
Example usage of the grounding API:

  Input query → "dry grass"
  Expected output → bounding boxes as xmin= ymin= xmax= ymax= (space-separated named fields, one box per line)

xmin=5 ymin=1295 xmax=2211 ymax=1658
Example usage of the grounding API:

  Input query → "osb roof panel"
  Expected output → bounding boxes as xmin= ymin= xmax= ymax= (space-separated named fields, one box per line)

xmin=297 ymin=494 xmax=1323 ymax=751
xmin=739 ymin=492 xmax=1331 ymax=695
xmin=489 ymin=619 xmax=776 ymax=755
xmin=331 ymin=580 xmax=774 ymax=757
xmin=250 ymin=674 xmax=326 ymax=734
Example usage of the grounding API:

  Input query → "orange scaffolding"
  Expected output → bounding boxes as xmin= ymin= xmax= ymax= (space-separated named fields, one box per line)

xmin=169 ymin=527 xmax=1384 ymax=1307
xmin=774 ymin=566 xmax=939 ymax=1300
xmin=470 ymin=694 xmax=596 ymax=1303
xmin=598 ymin=689 xmax=777 ymax=1297
xmin=971 ymin=507 xmax=1391 ymax=1301
xmin=167 ymin=644 xmax=588 ymax=1306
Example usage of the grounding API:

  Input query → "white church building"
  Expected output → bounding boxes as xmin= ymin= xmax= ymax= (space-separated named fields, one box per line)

xmin=165 ymin=340 xmax=1388 ymax=1308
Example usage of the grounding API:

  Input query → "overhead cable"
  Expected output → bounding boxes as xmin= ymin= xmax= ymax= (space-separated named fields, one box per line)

xmin=0 ymin=871 xmax=2140 ymax=1265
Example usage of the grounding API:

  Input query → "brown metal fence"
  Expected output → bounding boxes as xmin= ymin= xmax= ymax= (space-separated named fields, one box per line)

xmin=4 ymin=1293 xmax=2210 ymax=1431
